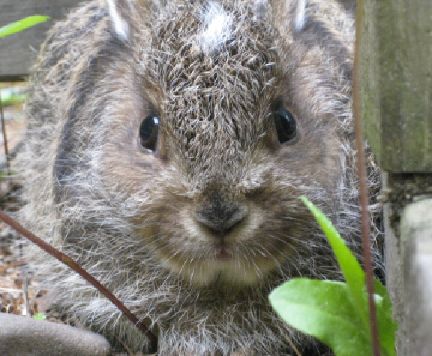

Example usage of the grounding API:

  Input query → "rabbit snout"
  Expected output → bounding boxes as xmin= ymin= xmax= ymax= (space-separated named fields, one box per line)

xmin=195 ymin=197 xmax=249 ymax=236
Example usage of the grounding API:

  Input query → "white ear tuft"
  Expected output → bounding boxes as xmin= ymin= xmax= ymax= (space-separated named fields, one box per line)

xmin=294 ymin=0 xmax=307 ymax=32
xmin=106 ymin=0 xmax=129 ymax=41
xmin=198 ymin=2 xmax=234 ymax=55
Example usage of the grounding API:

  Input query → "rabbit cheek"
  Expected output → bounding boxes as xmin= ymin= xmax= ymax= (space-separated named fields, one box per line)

xmin=252 ymin=194 xmax=310 ymax=253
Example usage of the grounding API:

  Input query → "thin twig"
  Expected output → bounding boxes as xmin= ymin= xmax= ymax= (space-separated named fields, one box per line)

xmin=0 ymin=91 xmax=10 ymax=175
xmin=284 ymin=335 xmax=302 ymax=356
xmin=353 ymin=2 xmax=380 ymax=356
xmin=0 ymin=210 xmax=158 ymax=351
xmin=23 ymin=271 xmax=30 ymax=316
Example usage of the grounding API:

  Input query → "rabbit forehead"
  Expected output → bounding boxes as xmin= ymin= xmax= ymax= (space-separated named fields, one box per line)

xmin=147 ymin=1 xmax=278 ymax=171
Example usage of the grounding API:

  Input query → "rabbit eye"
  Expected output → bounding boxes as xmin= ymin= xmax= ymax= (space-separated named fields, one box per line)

xmin=273 ymin=108 xmax=297 ymax=144
xmin=139 ymin=115 xmax=160 ymax=151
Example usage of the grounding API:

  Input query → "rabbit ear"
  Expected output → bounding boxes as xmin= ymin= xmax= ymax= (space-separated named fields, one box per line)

xmin=105 ymin=0 xmax=160 ymax=42
xmin=293 ymin=0 xmax=307 ymax=32
xmin=106 ymin=0 xmax=132 ymax=41
xmin=267 ymin=0 xmax=308 ymax=33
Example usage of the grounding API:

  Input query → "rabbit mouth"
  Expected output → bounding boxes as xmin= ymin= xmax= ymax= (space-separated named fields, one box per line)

xmin=215 ymin=245 xmax=233 ymax=260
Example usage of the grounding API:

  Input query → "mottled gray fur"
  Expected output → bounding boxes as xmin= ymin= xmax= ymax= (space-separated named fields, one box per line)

xmin=18 ymin=0 xmax=381 ymax=354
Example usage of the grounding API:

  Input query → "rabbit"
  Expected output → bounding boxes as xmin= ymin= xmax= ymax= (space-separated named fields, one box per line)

xmin=17 ymin=0 xmax=381 ymax=354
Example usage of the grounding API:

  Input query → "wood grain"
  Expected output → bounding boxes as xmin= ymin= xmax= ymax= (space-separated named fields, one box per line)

xmin=361 ymin=0 xmax=432 ymax=172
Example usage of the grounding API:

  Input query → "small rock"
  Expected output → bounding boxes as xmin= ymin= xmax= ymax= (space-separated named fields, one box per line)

xmin=0 ymin=312 xmax=111 ymax=356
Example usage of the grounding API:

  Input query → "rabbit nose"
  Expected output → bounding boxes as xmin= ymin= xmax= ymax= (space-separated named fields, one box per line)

xmin=195 ymin=200 xmax=248 ymax=235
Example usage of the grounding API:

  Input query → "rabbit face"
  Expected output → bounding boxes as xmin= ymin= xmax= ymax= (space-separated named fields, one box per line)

xmin=92 ymin=1 xmax=342 ymax=287
xmin=20 ymin=0 xmax=365 ymax=352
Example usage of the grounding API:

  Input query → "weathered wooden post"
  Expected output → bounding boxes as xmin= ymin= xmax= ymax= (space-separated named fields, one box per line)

xmin=361 ymin=1 xmax=432 ymax=354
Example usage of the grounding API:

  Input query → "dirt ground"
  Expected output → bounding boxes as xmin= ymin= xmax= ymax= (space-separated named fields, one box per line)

xmin=0 ymin=83 xmax=48 ymax=319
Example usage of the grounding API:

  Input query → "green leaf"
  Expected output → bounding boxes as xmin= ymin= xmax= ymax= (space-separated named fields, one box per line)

xmin=32 ymin=312 xmax=47 ymax=321
xmin=374 ymin=279 xmax=397 ymax=356
xmin=269 ymin=278 xmax=371 ymax=356
xmin=300 ymin=196 xmax=369 ymax=329
xmin=0 ymin=92 xmax=26 ymax=106
xmin=269 ymin=197 xmax=397 ymax=356
xmin=0 ymin=16 xmax=50 ymax=39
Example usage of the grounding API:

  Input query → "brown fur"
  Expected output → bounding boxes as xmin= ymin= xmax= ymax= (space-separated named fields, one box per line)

xmin=18 ymin=0 xmax=381 ymax=354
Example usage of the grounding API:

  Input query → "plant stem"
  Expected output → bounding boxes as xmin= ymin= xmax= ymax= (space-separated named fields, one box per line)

xmin=353 ymin=2 xmax=380 ymax=356
xmin=0 ymin=92 xmax=10 ymax=175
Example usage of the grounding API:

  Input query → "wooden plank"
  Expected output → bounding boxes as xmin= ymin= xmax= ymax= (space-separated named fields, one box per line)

xmin=0 ymin=0 xmax=82 ymax=80
xmin=399 ymin=198 xmax=432 ymax=354
xmin=361 ymin=0 xmax=432 ymax=173
xmin=382 ymin=174 xmax=432 ymax=353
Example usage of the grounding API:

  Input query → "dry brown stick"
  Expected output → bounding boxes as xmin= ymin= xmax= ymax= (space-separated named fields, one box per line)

xmin=0 ymin=209 xmax=158 ymax=351
xmin=353 ymin=2 xmax=380 ymax=356
xmin=284 ymin=334 xmax=302 ymax=356
xmin=0 ymin=92 xmax=10 ymax=175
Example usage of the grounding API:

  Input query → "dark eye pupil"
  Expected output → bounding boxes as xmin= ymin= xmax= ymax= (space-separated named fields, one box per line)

xmin=274 ymin=108 xmax=296 ymax=143
xmin=139 ymin=115 xmax=160 ymax=151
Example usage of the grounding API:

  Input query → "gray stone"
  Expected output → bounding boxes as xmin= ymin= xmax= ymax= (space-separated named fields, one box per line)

xmin=0 ymin=312 xmax=111 ymax=356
